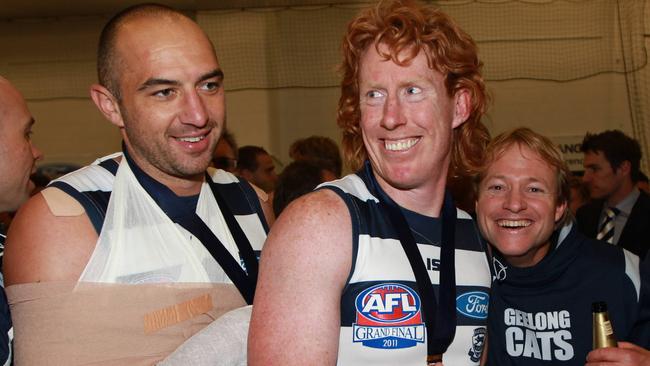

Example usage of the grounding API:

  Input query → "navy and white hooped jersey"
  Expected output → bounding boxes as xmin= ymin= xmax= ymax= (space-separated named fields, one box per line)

xmin=48 ymin=152 xmax=269 ymax=267
xmin=321 ymin=172 xmax=491 ymax=366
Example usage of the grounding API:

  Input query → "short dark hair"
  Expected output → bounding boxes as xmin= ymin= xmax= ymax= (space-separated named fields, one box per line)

xmin=97 ymin=4 xmax=187 ymax=100
xmin=639 ymin=171 xmax=649 ymax=184
xmin=289 ymin=136 xmax=342 ymax=177
xmin=220 ymin=128 xmax=239 ymax=159
xmin=273 ymin=160 xmax=327 ymax=216
xmin=238 ymin=146 xmax=269 ymax=172
xmin=580 ymin=130 xmax=642 ymax=182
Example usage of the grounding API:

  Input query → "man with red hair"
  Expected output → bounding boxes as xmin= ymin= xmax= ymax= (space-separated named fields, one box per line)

xmin=249 ymin=1 xmax=491 ymax=364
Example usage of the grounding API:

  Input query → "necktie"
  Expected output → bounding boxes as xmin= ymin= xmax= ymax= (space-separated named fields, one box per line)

xmin=596 ymin=207 xmax=619 ymax=244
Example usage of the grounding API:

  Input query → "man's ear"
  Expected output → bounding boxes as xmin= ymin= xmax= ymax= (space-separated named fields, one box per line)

xmin=239 ymin=169 xmax=253 ymax=182
xmin=616 ymin=160 xmax=632 ymax=178
xmin=89 ymin=84 xmax=124 ymax=128
xmin=554 ymin=199 xmax=568 ymax=224
xmin=452 ymin=89 xmax=471 ymax=129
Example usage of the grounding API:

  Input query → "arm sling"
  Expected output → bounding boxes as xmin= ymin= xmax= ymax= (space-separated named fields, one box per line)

xmin=124 ymin=149 xmax=259 ymax=305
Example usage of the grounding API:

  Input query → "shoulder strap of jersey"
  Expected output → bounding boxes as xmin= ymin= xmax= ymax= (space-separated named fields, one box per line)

xmin=47 ymin=158 xmax=119 ymax=234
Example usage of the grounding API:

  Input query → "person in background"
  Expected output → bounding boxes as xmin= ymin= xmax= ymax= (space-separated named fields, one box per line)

xmin=0 ymin=76 xmax=44 ymax=365
xmin=3 ymin=5 xmax=269 ymax=364
xmin=569 ymin=175 xmax=589 ymax=216
xmin=272 ymin=159 xmax=336 ymax=216
xmin=237 ymin=145 xmax=278 ymax=194
xmin=475 ymin=127 xmax=649 ymax=366
xmin=249 ymin=0 xmax=492 ymax=364
xmin=638 ymin=171 xmax=649 ymax=194
xmin=212 ymin=128 xmax=238 ymax=173
xmin=576 ymin=130 xmax=650 ymax=259
xmin=289 ymin=135 xmax=343 ymax=178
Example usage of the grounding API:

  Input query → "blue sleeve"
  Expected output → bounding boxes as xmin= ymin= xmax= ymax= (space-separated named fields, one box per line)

xmin=0 ymin=287 xmax=12 ymax=365
xmin=628 ymin=253 xmax=650 ymax=348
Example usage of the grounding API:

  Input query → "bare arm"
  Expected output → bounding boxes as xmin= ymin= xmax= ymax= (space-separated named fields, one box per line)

xmin=248 ymin=190 xmax=351 ymax=365
xmin=585 ymin=342 xmax=650 ymax=366
xmin=260 ymin=191 xmax=275 ymax=228
xmin=250 ymin=181 xmax=275 ymax=228
xmin=4 ymin=190 xmax=98 ymax=285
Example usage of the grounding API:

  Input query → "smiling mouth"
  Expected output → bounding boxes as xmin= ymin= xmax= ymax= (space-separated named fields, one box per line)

xmin=497 ymin=219 xmax=531 ymax=228
xmin=176 ymin=134 xmax=206 ymax=143
xmin=385 ymin=138 xmax=419 ymax=151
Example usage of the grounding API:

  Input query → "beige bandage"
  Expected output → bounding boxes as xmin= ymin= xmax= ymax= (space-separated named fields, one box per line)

xmin=7 ymin=282 xmax=246 ymax=366
xmin=144 ymin=293 xmax=213 ymax=334
xmin=41 ymin=187 xmax=85 ymax=216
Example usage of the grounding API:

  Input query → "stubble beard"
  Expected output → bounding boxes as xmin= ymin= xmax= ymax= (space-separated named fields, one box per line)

xmin=120 ymin=106 xmax=218 ymax=181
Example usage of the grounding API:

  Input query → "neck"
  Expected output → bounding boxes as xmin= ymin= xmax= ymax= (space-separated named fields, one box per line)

xmin=507 ymin=244 xmax=550 ymax=268
xmin=154 ymin=173 xmax=204 ymax=197
xmin=124 ymin=149 xmax=205 ymax=197
xmin=606 ymin=180 xmax=635 ymax=207
xmin=374 ymin=172 xmax=447 ymax=218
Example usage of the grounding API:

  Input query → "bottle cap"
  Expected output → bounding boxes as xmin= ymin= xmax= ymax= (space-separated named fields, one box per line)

xmin=592 ymin=301 xmax=608 ymax=312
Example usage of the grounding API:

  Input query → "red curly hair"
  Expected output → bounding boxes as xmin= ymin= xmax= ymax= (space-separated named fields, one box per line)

xmin=337 ymin=0 xmax=490 ymax=179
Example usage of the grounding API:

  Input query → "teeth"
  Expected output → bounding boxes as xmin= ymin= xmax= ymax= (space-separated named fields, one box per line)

xmin=385 ymin=138 xmax=418 ymax=151
xmin=177 ymin=135 xmax=205 ymax=143
xmin=497 ymin=220 xmax=531 ymax=228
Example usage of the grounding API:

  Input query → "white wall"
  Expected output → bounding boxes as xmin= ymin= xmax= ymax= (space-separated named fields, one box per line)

xmin=21 ymin=61 xmax=636 ymax=170
xmin=0 ymin=5 xmax=644 ymax=172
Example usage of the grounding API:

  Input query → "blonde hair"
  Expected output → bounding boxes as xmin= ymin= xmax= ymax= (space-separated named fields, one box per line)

xmin=477 ymin=127 xmax=572 ymax=226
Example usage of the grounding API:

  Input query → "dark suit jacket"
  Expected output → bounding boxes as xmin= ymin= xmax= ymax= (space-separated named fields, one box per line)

xmin=576 ymin=191 xmax=650 ymax=259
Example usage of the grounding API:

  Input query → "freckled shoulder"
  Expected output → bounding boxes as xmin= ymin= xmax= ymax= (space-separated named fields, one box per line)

xmin=249 ymin=189 xmax=352 ymax=365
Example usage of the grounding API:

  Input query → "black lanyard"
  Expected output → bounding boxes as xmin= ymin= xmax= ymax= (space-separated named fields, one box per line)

xmin=123 ymin=148 xmax=258 ymax=304
xmin=364 ymin=161 xmax=457 ymax=364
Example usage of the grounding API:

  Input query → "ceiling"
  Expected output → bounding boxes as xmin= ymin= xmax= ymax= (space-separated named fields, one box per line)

xmin=0 ymin=0 xmax=368 ymax=19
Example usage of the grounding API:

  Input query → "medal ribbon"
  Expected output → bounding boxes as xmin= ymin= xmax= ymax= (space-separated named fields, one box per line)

xmin=363 ymin=161 xmax=457 ymax=364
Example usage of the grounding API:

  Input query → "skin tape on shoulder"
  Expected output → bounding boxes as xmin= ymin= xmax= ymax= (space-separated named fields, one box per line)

xmin=41 ymin=187 xmax=85 ymax=217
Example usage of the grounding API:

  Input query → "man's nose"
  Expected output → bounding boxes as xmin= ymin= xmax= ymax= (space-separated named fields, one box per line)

xmin=180 ymin=91 xmax=209 ymax=127
xmin=380 ymin=95 xmax=406 ymax=130
xmin=503 ymin=188 xmax=526 ymax=212
xmin=31 ymin=143 xmax=43 ymax=162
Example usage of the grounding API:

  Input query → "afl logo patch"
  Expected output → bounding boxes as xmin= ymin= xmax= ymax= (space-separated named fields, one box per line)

xmin=456 ymin=291 xmax=489 ymax=319
xmin=352 ymin=283 xmax=425 ymax=349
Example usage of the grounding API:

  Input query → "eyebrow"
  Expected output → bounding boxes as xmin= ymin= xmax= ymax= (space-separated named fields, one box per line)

xmin=486 ymin=174 xmax=545 ymax=184
xmin=137 ymin=69 xmax=224 ymax=92
xmin=199 ymin=69 xmax=224 ymax=82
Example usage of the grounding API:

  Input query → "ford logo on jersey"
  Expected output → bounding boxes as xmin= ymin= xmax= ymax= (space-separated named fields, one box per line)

xmin=456 ymin=291 xmax=489 ymax=319
xmin=353 ymin=283 xmax=425 ymax=349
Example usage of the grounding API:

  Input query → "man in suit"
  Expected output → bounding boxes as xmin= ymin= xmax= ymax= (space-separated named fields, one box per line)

xmin=576 ymin=129 xmax=650 ymax=259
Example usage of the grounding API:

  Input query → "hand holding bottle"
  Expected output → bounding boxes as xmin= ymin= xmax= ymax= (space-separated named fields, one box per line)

xmin=585 ymin=341 xmax=650 ymax=366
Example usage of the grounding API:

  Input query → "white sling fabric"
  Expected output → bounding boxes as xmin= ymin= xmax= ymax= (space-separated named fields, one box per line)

xmin=78 ymin=157 xmax=240 ymax=284
xmin=159 ymin=305 xmax=252 ymax=366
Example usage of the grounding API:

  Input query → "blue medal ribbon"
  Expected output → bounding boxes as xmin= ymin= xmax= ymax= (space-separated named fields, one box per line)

xmin=363 ymin=161 xmax=457 ymax=363
xmin=122 ymin=146 xmax=258 ymax=304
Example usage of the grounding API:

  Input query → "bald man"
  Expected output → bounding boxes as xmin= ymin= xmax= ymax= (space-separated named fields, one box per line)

xmin=0 ymin=76 xmax=43 ymax=365
xmin=4 ymin=5 xmax=269 ymax=364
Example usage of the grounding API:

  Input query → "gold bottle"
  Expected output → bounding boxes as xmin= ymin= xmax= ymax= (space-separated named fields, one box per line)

xmin=592 ymin=301 xmax=618 ymax=349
